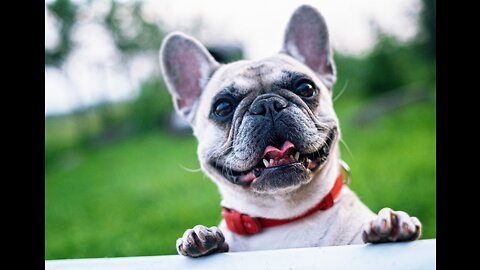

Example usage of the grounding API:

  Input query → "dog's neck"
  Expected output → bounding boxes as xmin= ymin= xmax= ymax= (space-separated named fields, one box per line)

xmin=216 ymin=147 xmax=341 ymax=219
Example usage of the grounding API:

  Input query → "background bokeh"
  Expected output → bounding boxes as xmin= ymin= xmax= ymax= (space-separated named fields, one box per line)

xmin=45 ymin=0 xmax=436 ymax=259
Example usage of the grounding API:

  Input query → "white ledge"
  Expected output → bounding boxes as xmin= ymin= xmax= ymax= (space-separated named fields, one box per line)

xmin=45 ymin=239 xmax=436 ymax=270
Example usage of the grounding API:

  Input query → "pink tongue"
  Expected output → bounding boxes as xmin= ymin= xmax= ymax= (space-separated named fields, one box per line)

xmin=263 ymin=140 xmax=295 ymax=159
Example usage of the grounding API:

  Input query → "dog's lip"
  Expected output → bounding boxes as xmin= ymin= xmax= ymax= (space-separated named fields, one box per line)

xmin=211 ymin=128 xmax=337 ymax=186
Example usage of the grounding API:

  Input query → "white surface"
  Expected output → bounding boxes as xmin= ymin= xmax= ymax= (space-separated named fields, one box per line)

xmin=45 ymin=239 xmax=435 ymax=270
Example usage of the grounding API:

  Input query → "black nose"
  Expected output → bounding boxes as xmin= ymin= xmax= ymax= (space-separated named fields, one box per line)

xmin=249 ymin=96 xmax=288 ymax=116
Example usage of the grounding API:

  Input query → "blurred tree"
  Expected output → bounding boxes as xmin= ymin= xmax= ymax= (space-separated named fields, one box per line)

xmin=45 ymin=0 xmax=94 ymax=147
xmin=104 ymin=1 xmax=165 ymax=57
xmin=129 ymin=78 xmax=172 ymax=132
xmin=45 ymin=0 xmax=170 ymax=146
xmin=207 ymin=44 xmax=244 ymax=64
xmin=358 ymin=0 xmax=435 ymax=97
xmin=362 ymin=35 xmax=406 ymax=96
xmin=98 ymin=1 xmax=170 ymax=139
xmin=45 ymin=0 xmax=77 ymax=67
xmin=418 ymin=0 xmax=436 ymax=58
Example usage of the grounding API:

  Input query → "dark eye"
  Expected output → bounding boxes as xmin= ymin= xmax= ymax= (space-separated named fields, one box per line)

xmin=294 ymin=80 xmax=316 ymax=97
xmin=213 ymin=99 xmax=234 ymax=117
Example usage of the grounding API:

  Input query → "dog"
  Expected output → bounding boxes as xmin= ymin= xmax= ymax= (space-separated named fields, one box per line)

xmin=159 ymin=5 xmax=422 ymax=258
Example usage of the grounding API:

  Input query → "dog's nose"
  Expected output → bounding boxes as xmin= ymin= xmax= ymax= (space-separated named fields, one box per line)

xmin=249 ymin=96 xmax=288 ymax=116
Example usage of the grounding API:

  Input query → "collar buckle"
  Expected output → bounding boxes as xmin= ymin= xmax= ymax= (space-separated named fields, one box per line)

xmin=339 ymin=159 xmax=351 ymax=186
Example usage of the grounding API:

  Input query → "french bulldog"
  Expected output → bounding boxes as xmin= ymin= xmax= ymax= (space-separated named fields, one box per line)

xmin=159 ymin=5 xmax=422 ymax=258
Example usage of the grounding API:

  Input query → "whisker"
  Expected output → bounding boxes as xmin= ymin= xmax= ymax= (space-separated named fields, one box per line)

xmin=225 ymin=158 xmax=234 ymax=179
xmin=178 ymin=164 xmax=202 ymax=173
xmin=333 ymin=80 xmax=349 ymax=103
xmin=340 ymin=138 xmax=354 ymax=159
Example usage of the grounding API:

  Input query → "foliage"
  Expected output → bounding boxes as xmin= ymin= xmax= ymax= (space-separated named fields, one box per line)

xmin=104 ymin=1 xmax=165 ymax=56
xmin=46 ymin=0 xmax=165 ymax=66
xmin=45 ymin=0 xmax=77 ymax=66
xmin=128 ymin=78 xmax=173 ymax=132
xmin=418 ymin=0 xmax=436 ymax=58
xmin=334 ymin=35 xmax=435 ymax=98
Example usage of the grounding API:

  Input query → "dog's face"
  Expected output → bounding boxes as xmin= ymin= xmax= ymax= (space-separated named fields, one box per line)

xmin=160 ymin=5 xmax=340 ymax=195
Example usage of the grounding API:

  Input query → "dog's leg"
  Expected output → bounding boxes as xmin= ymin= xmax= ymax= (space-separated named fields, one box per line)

xmin=362 ymin=207 xmax=422 ymax=243
xmin=176 ymin=225 xmax=229 ymax=257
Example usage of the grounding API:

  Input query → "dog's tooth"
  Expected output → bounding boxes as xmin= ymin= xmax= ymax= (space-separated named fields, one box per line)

xmin=263 ymin=159 xmax=269 ymax=167
xmin=305 ymin=158 xmax=311 ymax=166
xmin=290 ymin=155 xmax=294 ymax=160
xmin=270 ymin=159 xmax=274 ymax=165
xmin=295 ymin=152 xmax=300 ymax=161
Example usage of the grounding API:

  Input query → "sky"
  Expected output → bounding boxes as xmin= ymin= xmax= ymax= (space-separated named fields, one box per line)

xmin=45 ymin=0 xmax=421 ymax=116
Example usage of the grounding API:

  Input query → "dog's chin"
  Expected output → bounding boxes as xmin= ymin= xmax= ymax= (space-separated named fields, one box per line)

xmin=210 ymin=129 xmax=336 ymax=194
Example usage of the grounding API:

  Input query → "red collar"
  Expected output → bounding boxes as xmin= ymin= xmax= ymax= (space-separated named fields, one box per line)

xmin=222 ymin=172 xmax=344 ymax=235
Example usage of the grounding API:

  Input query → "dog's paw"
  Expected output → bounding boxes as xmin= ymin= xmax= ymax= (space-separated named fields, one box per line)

xmin=176 ymin=225 xmax=229 ymax=258
xmin=362 ymin=208 xmax=422 ymax=243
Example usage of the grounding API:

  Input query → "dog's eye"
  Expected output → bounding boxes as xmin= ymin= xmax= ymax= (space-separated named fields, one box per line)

xmin=294 ymin=80 xmax=316 ymax=97
xmin=213 ymin=99 xmax=234 ymax=117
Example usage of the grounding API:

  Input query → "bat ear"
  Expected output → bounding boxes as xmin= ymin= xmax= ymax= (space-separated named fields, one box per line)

xmin=160 ymin=32 xmax=220 ymax=123
xmin=282 ymin=5 xmax=336 ymax=89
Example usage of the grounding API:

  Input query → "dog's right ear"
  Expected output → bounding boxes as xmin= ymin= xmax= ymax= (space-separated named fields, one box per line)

xmin=282 ymin=5 xmax=336 ymax=89
xmin=160 ymin=32 xmax=220 ymax=124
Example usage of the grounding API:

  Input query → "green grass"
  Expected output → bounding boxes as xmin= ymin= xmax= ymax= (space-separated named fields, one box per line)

xmin=337 ymin=97 xmax=436 ymax=240
xmin=46 ymin=133 xmax=221 ymax=259
xmin=45 ymin=98 xmax=435 ymax=260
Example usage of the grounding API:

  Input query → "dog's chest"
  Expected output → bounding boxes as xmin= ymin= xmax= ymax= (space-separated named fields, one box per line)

xmin=219 ymin=188 xmax=376 ymax=252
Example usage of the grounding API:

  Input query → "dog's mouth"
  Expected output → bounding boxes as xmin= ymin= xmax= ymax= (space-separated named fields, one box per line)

xmin=212 ymin=129 xmax=336 ymax=187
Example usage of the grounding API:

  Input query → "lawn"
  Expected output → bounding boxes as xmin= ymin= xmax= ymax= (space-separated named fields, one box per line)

xmin=45 ymin=97 xmax=435 ymax=259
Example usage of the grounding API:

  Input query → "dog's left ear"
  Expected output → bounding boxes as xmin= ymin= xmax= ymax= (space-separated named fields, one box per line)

xmin=160 ymin=32 xmax=220 ymax=124
xmin=282 ymin=5 xmax=336 ymax=89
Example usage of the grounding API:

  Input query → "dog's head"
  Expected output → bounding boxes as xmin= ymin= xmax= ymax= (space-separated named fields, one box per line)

xmin=160 ymin=5 xmax=340 ymax=195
